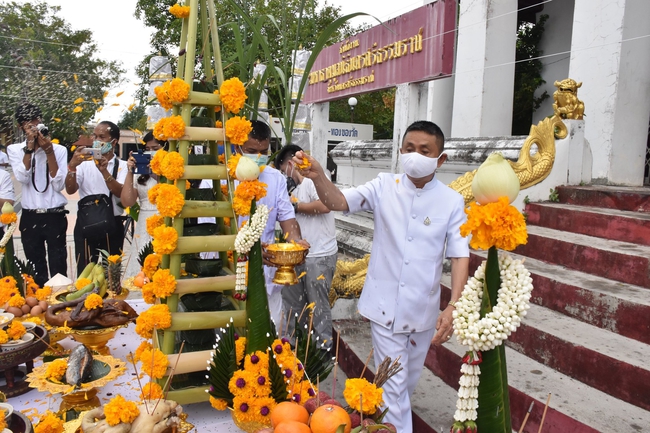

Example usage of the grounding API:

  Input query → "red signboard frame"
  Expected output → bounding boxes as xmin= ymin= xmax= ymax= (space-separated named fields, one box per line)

xmin=303 ymin=0 xmax=457 ymax=104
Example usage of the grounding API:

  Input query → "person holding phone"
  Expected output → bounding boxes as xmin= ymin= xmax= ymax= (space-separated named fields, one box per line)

xmin=66 ymin=121 xmax=128 ymax=275
xmin=7 ymin=102 xmax=69 ymax=287
xmin=121 ymin=131 xmax=167 ymax=278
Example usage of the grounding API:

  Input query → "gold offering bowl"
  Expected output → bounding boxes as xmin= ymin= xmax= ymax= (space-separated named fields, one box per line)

xmin=61 ymin=325 xmax=126 ymax=356
xmin=265 ymin=243 xmax=308 ymax=285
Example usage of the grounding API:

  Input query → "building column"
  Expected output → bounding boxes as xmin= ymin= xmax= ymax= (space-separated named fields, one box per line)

xmin=425 ymin=76 xmax=455 ymax=138
xmin=391 ymin=83 xmax=430 ymax=173
xmin=451 ymin=0 xmax=518 ymax=137
xmin=309 ymin=102 xmax=329 ymax=167
xmin=568 ymin=0 xmax=650 ymax=185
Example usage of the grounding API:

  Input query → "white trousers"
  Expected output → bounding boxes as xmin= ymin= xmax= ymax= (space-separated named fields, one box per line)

xmin=370 ymin=322 xmax=436 ymax=433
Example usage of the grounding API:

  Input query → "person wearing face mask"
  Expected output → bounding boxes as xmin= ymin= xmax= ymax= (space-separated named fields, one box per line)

xmin=236 ymin=120 xmax=308 ymax=327
xmin=67 ymin=121 xmax=128 ymax=275
xmin=120 ymin=131 xmax=168 ymax=278
xmin=291 ymin=120 xmax=469 ymax=433
xmin=7 ymin=102 xmax=69 ymax=287
xmin=275 ymin=144 xmax=337 ymax=351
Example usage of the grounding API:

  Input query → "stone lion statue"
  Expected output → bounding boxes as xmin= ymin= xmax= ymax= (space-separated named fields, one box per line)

xmin=553 ymin=78 xmax=585 ymax=120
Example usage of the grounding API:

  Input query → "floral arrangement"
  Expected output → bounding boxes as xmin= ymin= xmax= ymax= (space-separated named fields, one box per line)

xmin=343 ymin=378 xmax=384 ymax=415
xmin=7 ymin=320 xmax=26 ymax=340
xmin=161 ymin=151 xmax=185 ymax=180
xmin=140 ymin=347 xmax=170 ymax=379
xmin=154 ymin=78 xmax=190 ymax=110
xmin=151 ymin=226 xmax=178 ymax=255
xmin=225 ymin=116 xmax=253 ymax=145
xmin=104 ymin=394 xmax=140 ymax=426
xmin=150 ymin=149 xmax=168 ymax=176
xmin=33 ymin=410 xmax=64 ymax=433
xmin=140 ymin=381 xmax=164 ymax=400
xmin=451 ymin=153 xmax=531 ymax=433
xmin=146 ymin=214 xmax=165 ymax=237
xmin=143 ymin=253 xmax=162 ymax=280
xmin=227 ymin=156 xmax=268 ymax=217
xmin=153 ymin=115 xmax=186 ymax=141
xmin=145 ymin=268 xmax=177 ymax=299
xmin=135 ymin=304 xmax=172 ymax=339
xmin=84 ymin=293 xmax=103 ymax=310
xmin=169 ymin=3 xmax=190 ymax=19
xmin=45 ymin=358 xmax=68 ymax=382
xmin=0 ymin=203 xmax=18 ymax=263
xmin=218 ymin=77 xmax=247 ymax=114
xmin=149 ymin=183 xmax=185 ymax=217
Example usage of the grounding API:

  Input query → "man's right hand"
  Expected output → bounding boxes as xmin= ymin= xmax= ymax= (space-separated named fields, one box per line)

xmin=69 ymin=145 xmax=90 ymax=169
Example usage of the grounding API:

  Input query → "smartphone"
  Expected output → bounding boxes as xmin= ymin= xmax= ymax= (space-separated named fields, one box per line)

xmin=132 ymin=151 xmax=152 ymax=175
xmin=81 ymin=148 xmax=101 ymax=160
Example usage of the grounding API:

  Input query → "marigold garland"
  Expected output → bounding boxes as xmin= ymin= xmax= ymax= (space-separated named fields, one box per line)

xmin=152 ymin=226 xmax=178 ymax=255
xmin=143 ymin=253 xmax=162 ymax=280
xmin=0 ymin=212 xmax=17 ymax=225
xmin=459 ymin=196 xmax=528 ymax=251
xmin=152 ymin=184 xmax=185 ymax=217
xmin=219 ymin=77 xmax=247 ymax=114
xmin=150 ymin=149 xmax=168 ymax=176
xmin=225 ymin=116 xmax=253 ymax=146
xmin=45 ymin=358 xmax=68 ymax=382
xmin=140 ymin=348 xmax=169 ymax=379
xmin=146 ymin=214 xmax=165 ymax=238
xmin=169 ymin=3 xmax=190 ymax=18
xmin=84 ymin=293 xmax=103 ymax=310
xmin=140 ymin=381 xmax=164 ymax=400
xmin=343 ymin=378 xmax=384 ymax=415
xmin=34 ymin=411 xmax=64 ymax=433
xmin=232 ymin=180 xmax=268 ymax=216
xmin=104 ymin=394 xmax=140 ymax=426
xmin=135 ymin=304 xmax=172 ymax=339
xmin=161 ymin=151 xmax=185 ymax=180
xmin=150 ymin=268 xmax=177 ymax=298
xmin=7 ymin=320 xmax=26 ymax=340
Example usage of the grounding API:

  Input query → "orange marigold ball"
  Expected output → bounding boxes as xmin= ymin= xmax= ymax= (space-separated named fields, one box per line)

xmin=270 ymin=401 xmax=309 ymax=427
xmin=310 ymin=404 xmax=352 ymax=433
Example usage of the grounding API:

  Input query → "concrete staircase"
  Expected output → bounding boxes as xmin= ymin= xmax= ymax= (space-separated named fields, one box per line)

xmin=332 ymin=185 xmax=650 ymax=432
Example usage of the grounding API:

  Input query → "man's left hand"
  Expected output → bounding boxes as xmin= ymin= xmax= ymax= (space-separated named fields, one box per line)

xmin=96 ymin=156 xmax=109 ymax=173
xmin=431 ymin=306 xmax=455 ymax=346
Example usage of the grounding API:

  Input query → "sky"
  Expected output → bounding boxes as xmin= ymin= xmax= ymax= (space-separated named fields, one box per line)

xmin=5 ymin=0 xmax=428 ymax=124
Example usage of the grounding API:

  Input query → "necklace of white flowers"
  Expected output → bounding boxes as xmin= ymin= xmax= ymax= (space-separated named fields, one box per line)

xmin=233 ymin=204 xmax=269 ymax=300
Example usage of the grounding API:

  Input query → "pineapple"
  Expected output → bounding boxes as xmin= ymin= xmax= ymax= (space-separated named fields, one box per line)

xmin=137 ymin=241 xmax=154 ymax=268
xmin=100 ymin=249 xmax=122 ymax=295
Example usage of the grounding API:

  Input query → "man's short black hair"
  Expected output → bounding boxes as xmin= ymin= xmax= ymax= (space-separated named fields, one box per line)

xmin=99 ymin=120 xmax=120 ymax=141
xmin=15 ymin=102 xmax=42 ymax=125
xmin=403 ymin=120 xmax=445 ymax=152
xmin=249 ymin=120 xmax=271 ymax=141
xmin=275 ymin=144 xmax=303 ymax=168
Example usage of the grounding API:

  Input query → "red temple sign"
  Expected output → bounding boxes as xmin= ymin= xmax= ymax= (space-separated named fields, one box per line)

xmin=303 ymin=0 xmax=457 ymax=104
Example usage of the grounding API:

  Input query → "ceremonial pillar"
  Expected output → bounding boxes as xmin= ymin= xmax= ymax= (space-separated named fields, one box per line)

xmin=568 ymin=0 xmax=650 ymax=185
xmin=451 ymin=0 xmax=518 ymax=137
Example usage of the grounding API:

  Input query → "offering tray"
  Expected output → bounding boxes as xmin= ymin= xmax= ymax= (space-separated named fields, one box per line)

xmin=0 ymin=325 xmax=48 ymax=397
xmin=57 ymin=324 xmax=128 ymax=356
xmin=264 ymin=243 xmax=308 ymax=285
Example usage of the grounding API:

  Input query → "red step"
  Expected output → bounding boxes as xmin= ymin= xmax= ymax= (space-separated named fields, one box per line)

xmin=557 ymin=185 xmax=650 ymax=212
xmin=525 ymin=202 xmax=650 ymax=246
xmin=513 ymin=225 xmax=650 ymax=288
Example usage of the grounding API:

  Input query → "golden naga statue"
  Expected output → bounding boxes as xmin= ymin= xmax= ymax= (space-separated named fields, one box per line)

xmin=553 ymin=78 xmax=585 ymax=120
xmin=449 ymin=115 xmax=568 ymax=205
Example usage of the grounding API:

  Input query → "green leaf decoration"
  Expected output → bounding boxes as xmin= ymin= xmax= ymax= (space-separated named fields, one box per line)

xmin=294 ymin=316 xmax=333 ymax=382
xmin=207 ymin=322 xmax=237 ymax=405
xmin=244 ymin=200 xmax=274 ymax=354
xmin=476 ymin=246 xmax=512 ymax=432
xmin=137 ymin=241 xmax=154 ymax=267
xmin=268 ymin=350 xmax=290 ymax=402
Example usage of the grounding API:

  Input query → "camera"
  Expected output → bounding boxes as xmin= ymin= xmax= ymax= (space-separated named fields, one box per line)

xmin=36 ymin=124 xmax=49 ymax=136
xmin=132 ymin=150 xmax=152 ymax=175
xmin=81 ymin=148 xmax=101 ymax=160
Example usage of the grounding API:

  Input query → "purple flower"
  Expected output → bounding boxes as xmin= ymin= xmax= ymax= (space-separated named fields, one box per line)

xmin=284 ymin=369 xmax=293 ymax=378
xmin=260 ymin=406 xmax=270 ymax=416
xmin=292 ymin=394 xmax=301 ymax=403
xmin=257 ymin=376 xmax=266 ymax=386
xmin=239 ymin=403 xmax=249 ymax=412
xmin=308 ymin=388 xmax=315 ymax=397
xmin=274 ymin=344 xmax=283 ymax=354
xmin=250 ymin=354 xmax=259 ymax=364
xmin=209 ymin=386 xmax=215 ymax=392
xmin=236 ymin=378 xmax=246 ymax=388
xmin=281 ymin=337 xmax=290 ymax=344
xmin=297 ymin=362 xmax=303 ymax=371
xmin=234 ymin=333 xmax=240 ymax=340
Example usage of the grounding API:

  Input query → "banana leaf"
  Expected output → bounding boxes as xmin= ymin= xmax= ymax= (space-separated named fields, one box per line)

xmin=207 ymin=322 xmax=237 ymax=405
xmin=476 ymin=246 xmax=512 ymax=432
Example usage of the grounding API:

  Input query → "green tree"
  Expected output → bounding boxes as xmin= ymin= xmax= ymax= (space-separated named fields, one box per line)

xmin=117 ymin=105 xmax=147 ymax=131
xmin=329 ymin=90 xmax=395 ymax=139
xmin=512 ymin=14 xmax=549 ymax=135
xmin=0 ymin=1 xmax=123 ymax=145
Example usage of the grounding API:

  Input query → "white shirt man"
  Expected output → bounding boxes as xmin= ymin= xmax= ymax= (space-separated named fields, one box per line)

xmin=292 ymin=121 xmax=470 ymax=433
xmin=8 ymin=103 xmax=69 ymax=287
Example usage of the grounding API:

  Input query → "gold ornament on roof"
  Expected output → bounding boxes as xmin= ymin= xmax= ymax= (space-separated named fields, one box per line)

xmin=553 ymin=78 xmax=585 ymax=120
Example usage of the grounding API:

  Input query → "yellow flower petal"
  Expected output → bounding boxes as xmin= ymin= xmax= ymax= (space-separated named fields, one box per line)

xmin=74 ymin=97 xmax=84 ymax=104
xmin=62 ymin=80 xmax=68 ymax=87
xmin=74 ymin=74 xmax=79 ymax=83
xmin=103 ymin=90 xmax=109 ymax=98
xmin=116 ymin=91 xmax=124 ymax=97
xmin=51 ymin=139 xmax=60 ymax=144
xmin=73 ymin=106 xmax=83 ymax=113
xmin=53 ymin=118 xmax=61 ymax=122
xmin=128 ymin=103 xmax=135 ymax=111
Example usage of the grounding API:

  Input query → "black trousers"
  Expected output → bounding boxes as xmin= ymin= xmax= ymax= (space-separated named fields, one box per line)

xmin=19 ymin=210 xmax=69 ymax=287
xmin=74 ymin=215 xmax=125 ymax=275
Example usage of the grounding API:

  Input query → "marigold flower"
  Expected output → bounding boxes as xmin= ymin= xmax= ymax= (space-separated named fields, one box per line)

xmin=140 ymin=381 xmax=164 ymax=400
xmin=135 ymin=304 xmax=173 ymax=339
xmin=107 ymin=254 xmax=121 ymax=264
xmin=153 ymin=118 xmax=169 ymax=141
xmin=225 ymin=116 xmax=252 ymax=146
xmin=140 ymin=348 xmax=169 ymax=379
xmin=167 ymin=78 xmax=190 ymax=102
xmin=34 ymin=411 xmax=64 ymax=433
xmin=0 ymin=329 xmax=9 ymax=344
xmin=169 ymin=3 xmax=191 ymax=18
xmin=209 ymin=396 xmax=229 ymax=410
xmin=75 ymin=278 xmax=92 ymax=290
xmin=7 ymin=320 xmax=26 ymax=340
xmin=152 ymin=226 xmax=178 ymax=255
xmin=45 ymin=358 xmax=68 ymax=382
xmin=84 ymin=293 xmax=103 ymax=310
xmin=154 ymin=81 xmax=173 ymax=110
xmin=8 ymin=293 xmax=25 ymax=308
xmin=154 ymin=184 xmax=185 ymax=217
xmin=219 ymin=77 xmax=247 ymax=114
xmin=0 ymin=409 xmax=5 ymax=430
xmin=150 ymin=268 xmax=177 ymax=299
xmin=0 ymin=212 xmax=17 ymax=225
xmin=73 ymin=106 xmax=83 ymax=113
xmin=235 ymin=336 xmax=247 ymax=364
xmin=73 ymin=97 xmax=84 ymax=104
xmin=343 ymin=378 xmax=384 ymax=414
xmin=161 ymin=151 xmax=185 ymax=180
xmin=227 ymin=153 xmax=241 ymax=178
xmin=143 ymin=253 xmax=162 ymax=280
xmin=163 ymin=115 xmax=186 ymax=140
xmin=460 ymin=196 xmax=528 ymax=251
xmin=148 ymin=183 xmax=162 ymax=205
xmin=215 ymin=120 xmax=223 ymax=128
xmin=150 ymin=150 xmax=167 ymax=180
xmin=104 ymin=394 xmax=140 ymax=426
xmin=142 ymin=282 xmax=156 ymax=304
xmin=232 ymin=179 xmax=268 ymax=216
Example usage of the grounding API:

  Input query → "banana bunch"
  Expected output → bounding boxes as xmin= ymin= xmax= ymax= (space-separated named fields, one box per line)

xmin=66 ymin=261 xmax=108 ymax=301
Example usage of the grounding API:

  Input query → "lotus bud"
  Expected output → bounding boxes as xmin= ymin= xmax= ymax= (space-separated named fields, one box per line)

xmin=1 ymin=202 xmax=14 ymax=214
xmin=471 ymin=153 xmax=520 ymax=204
xmin=235 ymin=156 xmax=260 ymax=181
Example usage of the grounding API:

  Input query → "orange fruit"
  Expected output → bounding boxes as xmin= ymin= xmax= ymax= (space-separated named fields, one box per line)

xmin=133 ymin=271 xmax=146 ymax=288
xmin=309 ymin=404 xmax=351 ymax=433
xmin=274 ymin=421 xmax=312 ymax=433
xmin=270 ymin=401 xmax=310 ymax=427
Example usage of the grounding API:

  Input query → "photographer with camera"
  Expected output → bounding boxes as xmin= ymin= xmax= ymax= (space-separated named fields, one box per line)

xmin=121 ymin=131 xmax=167 ymax=278
xmin=7 ymin=102 xmax=69 ymax=287
xmin=66 ymin=121 xmax=128 ymax=275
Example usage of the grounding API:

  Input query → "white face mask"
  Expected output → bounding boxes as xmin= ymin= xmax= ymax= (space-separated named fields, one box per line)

xmin=400 ymin=151 xmax=440 ymax=178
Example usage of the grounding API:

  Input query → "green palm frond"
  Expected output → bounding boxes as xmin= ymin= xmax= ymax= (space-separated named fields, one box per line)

xmin=207 ymin=323 xmax=238 ymax=404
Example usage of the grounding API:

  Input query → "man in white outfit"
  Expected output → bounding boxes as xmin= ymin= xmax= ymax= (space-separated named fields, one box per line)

xmin=293 ymin=120 xmax=469 ymax=433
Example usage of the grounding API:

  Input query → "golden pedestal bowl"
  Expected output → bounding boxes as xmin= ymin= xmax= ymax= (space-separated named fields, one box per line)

xmin=62 ymin=325 xmax=126 ymax=356
xmin=265 ymin=243 xmax=308 ymax=285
